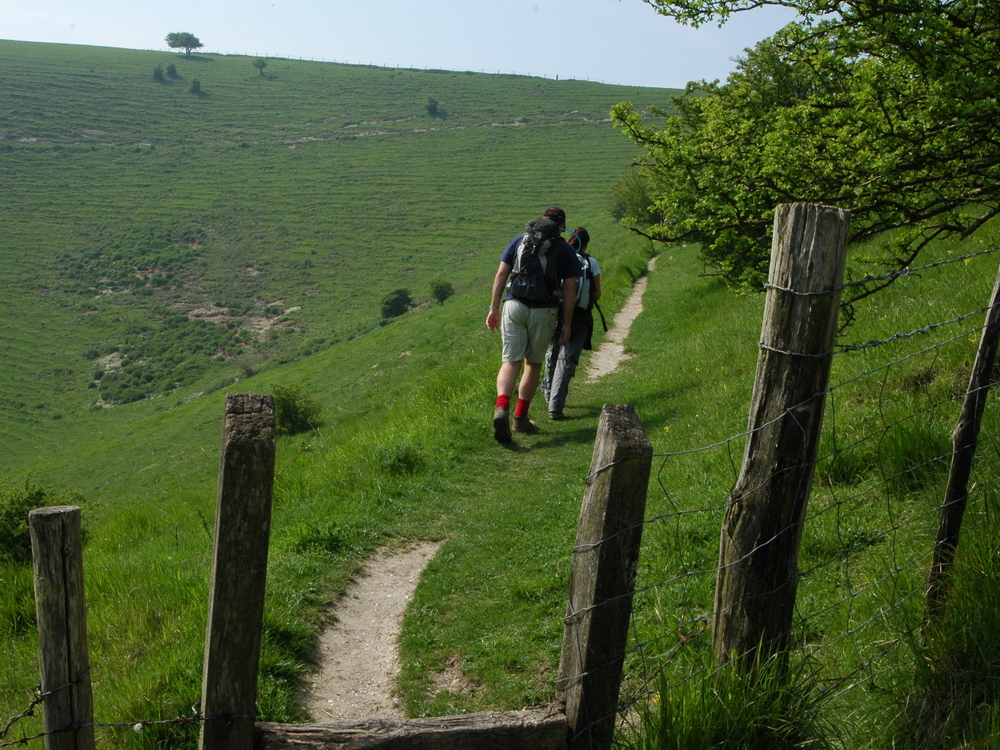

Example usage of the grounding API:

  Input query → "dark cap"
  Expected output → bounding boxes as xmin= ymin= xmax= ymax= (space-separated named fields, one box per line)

xmin=543 ymin=206 xmax=566 ymax=226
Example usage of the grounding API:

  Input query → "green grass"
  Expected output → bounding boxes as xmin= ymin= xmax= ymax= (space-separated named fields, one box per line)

xmin=3 ymin=38 xmax=1000 ymax=750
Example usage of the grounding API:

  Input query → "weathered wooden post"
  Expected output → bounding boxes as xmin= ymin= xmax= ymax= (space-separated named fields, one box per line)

xmin=29 ymin=505 xmax=95 ymax=750
xmin=200 ymin=394 xmax=276 ymax=750
xmin=926 ymin=263 xmax=1000 ymax=615
xmin=713 ymin=203 xmax=850 ymax=668
xmin=557 ymin=404 xmax=652 ymax=750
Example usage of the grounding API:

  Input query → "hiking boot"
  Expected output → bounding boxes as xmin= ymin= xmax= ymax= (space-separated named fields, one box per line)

xmin=549 ymin=411 xmax=566 ymax=421
xmin=513 ymin=416 xmax=538 ymax=434
xmin=493 ymin=407 xmax=511 ymax=443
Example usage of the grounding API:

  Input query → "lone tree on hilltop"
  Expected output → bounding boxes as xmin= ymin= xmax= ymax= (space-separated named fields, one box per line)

xmin=165 ymin=32 xmax=203 ymax=57
xmin=252 ymin=58 xmax=268 ymax=77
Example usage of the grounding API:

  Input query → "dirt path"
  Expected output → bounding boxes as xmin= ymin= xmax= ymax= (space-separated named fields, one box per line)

xmin=299 ymin=259 xmax=656 ymax=720
xmin=585 ymin=256 xmax=657 ymax=382
xmin=299 ymin=541 xmax=443 ymax=722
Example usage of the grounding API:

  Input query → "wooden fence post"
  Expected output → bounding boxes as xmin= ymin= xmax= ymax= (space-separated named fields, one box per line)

xmin=926 ymin=263 xmax=1000 ymax=615
xmin=200 ymin=394 xmax=276 ymax=750
xmin=557 ymin=404 xmax=652 ymax=750
xmin=713 ymin=203 xmax=850 ymax=668
xmin=29 ymin=505 xmax=95 ymax=750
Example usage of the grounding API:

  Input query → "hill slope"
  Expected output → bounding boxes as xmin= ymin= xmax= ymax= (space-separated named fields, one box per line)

xmin=0 ymin=39 xmax=677 ymax=473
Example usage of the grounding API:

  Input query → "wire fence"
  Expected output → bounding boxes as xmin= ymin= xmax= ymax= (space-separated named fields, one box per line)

xmin=562 ymin=246 xmax=1000 ymax=746
xmin=6 ymin=239 xmax=998 ymax=749
xmin=0 ymin=673 xmax=248 ymax=749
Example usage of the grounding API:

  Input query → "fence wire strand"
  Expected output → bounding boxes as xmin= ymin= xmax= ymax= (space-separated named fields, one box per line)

xmin=561 ymin=258 xmax=1000 ymax=746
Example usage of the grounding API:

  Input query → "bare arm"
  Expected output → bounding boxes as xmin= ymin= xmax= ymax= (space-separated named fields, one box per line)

xmin=591 ymin=272 xmax=602 ymax=302
xmin=486 ymin=261 xmax=512 ymax=331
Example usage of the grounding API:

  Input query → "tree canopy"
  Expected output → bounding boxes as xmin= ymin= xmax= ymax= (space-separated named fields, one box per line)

xmin=165 ymin=32 xmax=204 ymax=57
xmin=613 ymin=1 xmax=1000 ymax=300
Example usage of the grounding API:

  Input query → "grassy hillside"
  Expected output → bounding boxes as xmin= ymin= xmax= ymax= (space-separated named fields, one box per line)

xmin=0 ymin=38 xmax=677 ymax=473
xmin=0 ymin=39 xmax=674 ymax=747
xmin=4 ymin=40 xmax=1000 ymax=750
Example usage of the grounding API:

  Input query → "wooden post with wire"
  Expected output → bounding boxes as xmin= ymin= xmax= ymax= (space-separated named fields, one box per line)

xmin=29 ymin=505 xmax=95 ymax=750
xmin=200 ymin=394 xmax=276 ymax=750
xmin=712 ymin=203 xmax=850 ymax=668
xmin=556 ymin=404 xmax=652 ymax=750
xmin=926 ymin=263 xmax=1000 ymax=615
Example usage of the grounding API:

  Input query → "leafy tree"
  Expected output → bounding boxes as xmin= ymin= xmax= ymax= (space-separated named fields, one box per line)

xmin=252 ymin=58 xmax=268 ymax=77
xmin=165 ymin=32 xmax=204 ymax=57
xmin=613 ymin=0 xmax=1000 ymax=303
xmin=380 ymin=288 xmax=413 ymax=319
xmin=429 ymin=279 xmax=454 ymax=304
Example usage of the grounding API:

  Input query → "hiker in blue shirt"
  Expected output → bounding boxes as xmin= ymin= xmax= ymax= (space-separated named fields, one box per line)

xmin=542 ymin=227 xmax=601 ymax=420
xmin=486 ymin=206 xmax=581 ymax=443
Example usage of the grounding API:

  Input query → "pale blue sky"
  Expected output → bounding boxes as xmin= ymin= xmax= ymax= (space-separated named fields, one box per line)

xmin=0 ymin=0 xmax=796 ymax=88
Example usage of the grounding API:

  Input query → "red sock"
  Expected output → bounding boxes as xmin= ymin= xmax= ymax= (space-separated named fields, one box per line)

xmin=515 ymin=398 xmax=530 ymax=418
xmin=496 ymin=395 xmax=511 ymax=409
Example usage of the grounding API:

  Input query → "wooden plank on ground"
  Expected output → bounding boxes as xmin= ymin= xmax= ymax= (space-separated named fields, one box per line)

xmin=255 ymin=705 xmax=567 ymax=749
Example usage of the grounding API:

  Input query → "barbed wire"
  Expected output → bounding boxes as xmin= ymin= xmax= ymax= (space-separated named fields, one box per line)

xmin=762 ymin=245 xmax=1000 ymax=297
xmin=0 ymin=674 xmax=247 ymax=749
xmin=566 ymin=293 xmax=1000 ymax=745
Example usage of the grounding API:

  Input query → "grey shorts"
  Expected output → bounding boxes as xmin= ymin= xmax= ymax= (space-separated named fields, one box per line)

xmin=501 ymin=299 xmax=558 ymax=364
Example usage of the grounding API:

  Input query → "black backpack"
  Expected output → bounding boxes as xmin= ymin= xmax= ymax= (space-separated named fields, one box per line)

xmin=508 ymin=217 xmax=561 ymax=302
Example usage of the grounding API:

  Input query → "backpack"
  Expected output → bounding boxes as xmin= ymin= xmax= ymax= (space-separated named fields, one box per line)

xmin=508 ymin=217 xmax=562 ymax=302
xmin=574 ymin=250 xmax=596 ymax=310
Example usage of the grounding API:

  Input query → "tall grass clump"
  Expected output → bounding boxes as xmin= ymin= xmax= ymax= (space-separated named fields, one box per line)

xmin=622 ymin=653 xmax=836 ymax=750
xmin=878 ymin=495 xmax=1000 ymax=750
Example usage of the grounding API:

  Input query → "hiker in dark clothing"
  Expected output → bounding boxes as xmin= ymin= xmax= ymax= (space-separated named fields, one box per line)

xmin=486 ymin=206 xmax=580 ymax=443
xmin=542 ymin=227 xmax=601 ymax=420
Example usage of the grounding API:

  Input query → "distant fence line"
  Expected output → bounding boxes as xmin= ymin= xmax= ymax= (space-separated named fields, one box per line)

xmin=145 ymin=48 xmax=619 ymax=85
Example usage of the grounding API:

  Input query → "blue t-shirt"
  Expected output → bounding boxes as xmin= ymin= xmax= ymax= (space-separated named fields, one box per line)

xmin=499 ymin=234 xmax=582 ymax=308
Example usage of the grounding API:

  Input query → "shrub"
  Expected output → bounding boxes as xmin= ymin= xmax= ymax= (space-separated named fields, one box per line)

xmin=166 ymin=63 xmax=178 ymax=78
xmin=153 ymin=65 xmax=165 ymax=82
xmin=429 ymin=279 xmax=454 ymax=305
xmin=0 ymin=480 xmax=85 ymax=564
xmin=190 ymin=78 xmax=201 ymax=94
xmin=270 ymin=383 xmax=323 ymax=436
xmin=380 ymin=288 xmax=412 ymax=319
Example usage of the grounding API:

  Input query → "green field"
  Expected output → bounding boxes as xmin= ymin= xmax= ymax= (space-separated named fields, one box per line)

xmin=3 ymin=39 xmax=1000 ymax=750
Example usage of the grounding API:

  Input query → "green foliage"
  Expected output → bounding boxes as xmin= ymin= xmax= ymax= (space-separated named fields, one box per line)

xmin=270 ymin=382 xmax=323 ymax=435
xmin=152 ymin=65 xmax=165 ymax=83
xmin=165 ymin=32 xmax=203 ymax=57
xmin=614 ymin=0 xmax=1000 ymax=296
xmin=429 ymin=279 xmax=454 ymax=304
xmin=425 ymin=96 xmax=444 ymax=118
xmin=252 ymin=58 xmax=268 ymax=77
xmin=189 ymin=78 xmax=201 ymax=94
xmin=380 ymin=288 xmax=413 ymax=319
xmin=166 ymin=63 xmax=177 ymax=78
xmin=0 ymin=480 xmax=84 ymax=564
